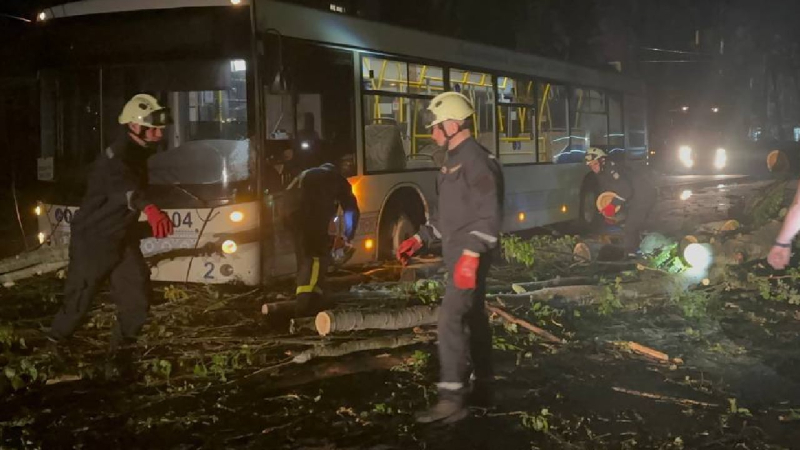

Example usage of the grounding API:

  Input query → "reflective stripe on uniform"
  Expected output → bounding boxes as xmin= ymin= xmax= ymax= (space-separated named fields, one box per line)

xmin=469 ymin=230 xmax=497 ymax=244
xmin=296 ymin=257 xmax=321 ymax=294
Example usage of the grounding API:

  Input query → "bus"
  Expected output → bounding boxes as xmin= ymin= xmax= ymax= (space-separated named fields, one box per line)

xmin=33 ymin=0 xmax=648 ymax=285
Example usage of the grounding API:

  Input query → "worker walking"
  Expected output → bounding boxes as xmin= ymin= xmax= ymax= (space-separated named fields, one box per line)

xmin=285 ymin=156 xmax=360 ymax=317
xmin=48 ymin=94 xmax=175 ymax=351
xmin=585 ymin=147 xmax=656 ymax=255
xmin=396 ymin=92 xmax=504 ymax=424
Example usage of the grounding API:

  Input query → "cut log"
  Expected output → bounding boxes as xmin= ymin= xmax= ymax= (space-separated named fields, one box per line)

xmin=486 ymin=304 xmax=563 ymax=344
xmin=315 ymin=305 xmax=438 ymax=336
xmin=261 ymin=300 xmax=297 ymax=316
xmin=497 ymin=276 xmax=686 ymax=306
xmin=614 ymin=341 xmax=670 ymax=362
xmin=573 ymin=241 xmax=626 ymax=262
xmin=292 ymin=333 xmax=434 ymax=363
xmin=511 ymin=276 xmax=597 ymax=294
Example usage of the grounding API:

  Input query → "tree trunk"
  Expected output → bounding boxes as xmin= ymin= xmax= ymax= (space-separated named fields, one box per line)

xmin=511 ymin=276 xmax=597 ymax=293
xmin=315 ymin=305 xmax=439 ymax=336
xmin=0 ymin=261 xmax=68 ymax=287
xmin=0 ymin=246 xmax=68 ymax=275
xmin=291 ymin=333 xmax=434 ymax=363
xmin=261 ymin=300 xmax=297 ymax=316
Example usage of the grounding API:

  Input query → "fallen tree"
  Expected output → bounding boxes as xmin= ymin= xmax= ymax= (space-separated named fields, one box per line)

xmin=291 ymin=333 xmax=434 ymax=363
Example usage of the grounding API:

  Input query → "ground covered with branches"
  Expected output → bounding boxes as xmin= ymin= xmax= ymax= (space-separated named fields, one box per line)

xmin=2 ymin=180 xmax=800 ymax=449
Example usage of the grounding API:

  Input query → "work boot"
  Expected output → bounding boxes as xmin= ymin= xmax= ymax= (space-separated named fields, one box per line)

xmin=415 ymin=388 xmax=468 ymax=424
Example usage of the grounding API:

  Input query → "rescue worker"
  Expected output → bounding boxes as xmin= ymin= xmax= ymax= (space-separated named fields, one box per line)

xmin=396 ymin=92 xmax=504 ymax=424
xmin=768 ymin=178 xmax=800 ymax=269
xmin=285 ymin=156 xmax=360 ymax=317
xmin=585 ymin=147 xmax=656 ymax=255
xmin=48 ymin=93 xmax=175 ymax=351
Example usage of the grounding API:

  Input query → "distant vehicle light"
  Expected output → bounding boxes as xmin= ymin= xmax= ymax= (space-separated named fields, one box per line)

xmin=229 ymin=211 xmax=244 ymax=223
xmin=222 ymin=240 xmax=238 ymax=254
xmin=680 ymin=190 xmax=692 ymax=201
xmin=301 ymin=141 xmax=310 ymax=150
xmin=34 ymin=205 xmax=41 ymax=216
xmin=518 ymin=212 xmax=526 ymax=222
xmin=230 ymin=0 xmax=242 ymax=5
xmin=684 ymin=243 xmax=712 ymax=269
xmin=560 ymin=205 xmax=568 ymax=213
xmin=37 ymin=232 xmax=46 ymax=244
xmin=681 ymin=106 xmax=689 ymax=112
xmin=714 ymin=148 xmax=727 ymax=170
xmin=364 ymin=238 xmax=374 ymax=250
xmin=711 ymin=107 xmax=719 ymax=113
xmin=678 ymin=145 xmax=694 ymax=168
xmin=37 ymin=11 xmax=47 ymax=21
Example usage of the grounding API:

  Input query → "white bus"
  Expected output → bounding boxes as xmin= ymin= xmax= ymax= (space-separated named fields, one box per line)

xmin=33 ymin=0 xmax=648 ymax=285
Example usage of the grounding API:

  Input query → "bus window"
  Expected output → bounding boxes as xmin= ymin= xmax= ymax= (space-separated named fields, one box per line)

xmin=625 ymin=95 xmax=647 ymax=160
xmin=450 ymin=68 xmax=495 ymax=154
xmin=570 ymin=88 xmax=608 ymax=158
xmin=538 ymin=83 xmax=569 ymax=163
xmin=497 ymin=76 xmax=536 ymax=165
xmin=608 ymin=94 xmax=625 ymax=154
xmin=361 ymin=55 xmax=442 ymax=172
xmin=266 ymin=40 xmax=356 ymax=175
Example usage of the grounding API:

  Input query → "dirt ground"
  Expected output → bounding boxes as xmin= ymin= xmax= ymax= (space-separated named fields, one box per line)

xmin=2 ymin=177 xmax=800 ymax=449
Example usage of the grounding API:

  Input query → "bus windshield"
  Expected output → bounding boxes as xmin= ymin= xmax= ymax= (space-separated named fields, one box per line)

xmin=39 ymin=59 xmax=251 ymax=192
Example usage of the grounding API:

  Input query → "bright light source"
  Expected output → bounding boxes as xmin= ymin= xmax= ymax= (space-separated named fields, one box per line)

xmin=681 ymin=106 xmax=689 ymax=112
xmin=364 ymin=238 xmax=374 ymax=250
xmin=230 ymin=0 xmax=242 ymax=5
xmin=518 ymin=212 xmax=526 ymax=222
xmin=560 ymin=205 xmax=568 ymax=213
xmin=711 ymin=107 xmax=719 ymax=113
xmin=329 ymin=3 xmax=345 ymax=13
xmin=221 ymin=240 xmax=238 ymax=254
xmin=230 ymin=59 xmax=246 ymax=72
xmin=300 ymin=141 xmax=310 ymax=150
xmin=650 ymin=150 xmax=656 ymax=155
xmin=684 ymin=243 xmax=712 ymax=269
xmin=714 ymin=148 xmax=727 ymax=170
xmin=717 ymin=184 xmax=725 ymax=189
xmin=34 ymin=205 xmax=41 ymax=216
xmin=678 ymin=145 xmax=694 ymax=168
xmin=680 ymin=190 xmax=692 ymax=201
xmin=37 ymin=232 xmax=46 ymax=244
xmin=37 ymin=11 xmax=47 ymax=21
xmin=229 ymin=211 xmax=244 ymax=223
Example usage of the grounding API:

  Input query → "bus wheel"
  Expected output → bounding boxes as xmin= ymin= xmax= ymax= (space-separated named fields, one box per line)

xmin=378 ymin=196 xmax=425 ymax=261
xmin=578 ymin=181 xmax=601 ymax=232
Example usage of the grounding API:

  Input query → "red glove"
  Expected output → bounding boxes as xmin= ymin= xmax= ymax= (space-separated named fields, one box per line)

xmin=454 ymin=251 xmax=480 ymax=290
xmin=601 ymin=203 xmax=617 ymax=218
xmin=143 ymin=205 xmax=174 ymax=239
xmin=396 ymin=235 xmax=423 ymax=265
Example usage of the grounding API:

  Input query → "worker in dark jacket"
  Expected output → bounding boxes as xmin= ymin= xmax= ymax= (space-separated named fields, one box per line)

xmin=285 ymin=157 xmax=359 ymax=317
xmin=396 ymin=91 xmax=504 ymax=424
xmin=585 ymin=147 xmax=657 ymax=254
xmin=48 ymin=94 xmax=174 ymax=351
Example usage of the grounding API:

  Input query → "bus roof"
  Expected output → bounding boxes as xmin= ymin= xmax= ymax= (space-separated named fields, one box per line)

xmin=40 ymin=0 xmax=247 ymax=20
xmin=41 ymin=0 xmax=644 ymax=95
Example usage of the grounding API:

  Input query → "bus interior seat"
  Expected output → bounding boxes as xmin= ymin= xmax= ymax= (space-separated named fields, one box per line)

xmin=365 ymin=123 xmax=407 ymax=171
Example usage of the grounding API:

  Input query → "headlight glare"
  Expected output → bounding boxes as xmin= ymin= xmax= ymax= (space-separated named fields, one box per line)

xmin=714 ymin=148 xmax=727 ymax=169
xmin=678 ymin=145 xmax=694 ymax=168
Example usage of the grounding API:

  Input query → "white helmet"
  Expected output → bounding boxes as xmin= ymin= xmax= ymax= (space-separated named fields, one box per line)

xmin=118 ymin=94 xmax=171 ymax=129
xmin=426 ymin=91 xmax=474 ymax=128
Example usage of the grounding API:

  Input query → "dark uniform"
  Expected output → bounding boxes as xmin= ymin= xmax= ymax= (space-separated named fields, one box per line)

xmin=50 ymin=132 xmax=156 ymax=345
xmin=286 ymin=163 xmax=359 ymax=316
xmin=417 ymin=138 xmax=504 ymax=399
xmin=597 ymin=159 xmax=657 ymax=253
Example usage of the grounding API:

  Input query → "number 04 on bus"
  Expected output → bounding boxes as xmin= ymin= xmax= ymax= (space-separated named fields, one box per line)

xmin=33 ymin=0 xmax=648 ymax=285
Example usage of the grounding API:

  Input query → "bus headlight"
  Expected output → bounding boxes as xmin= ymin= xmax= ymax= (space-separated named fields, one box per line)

xmin=714 ymin=148 xmax=727 ymax=169
xmin=683 ymin=243 xmax=712 ymax=270
xmin=678 ymin=145 xmax=694 ymax=168
xmin=221 ymin=240 xmax=238 ymax=254
xmin=229 ymin=211 xmax=244 ymax=223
